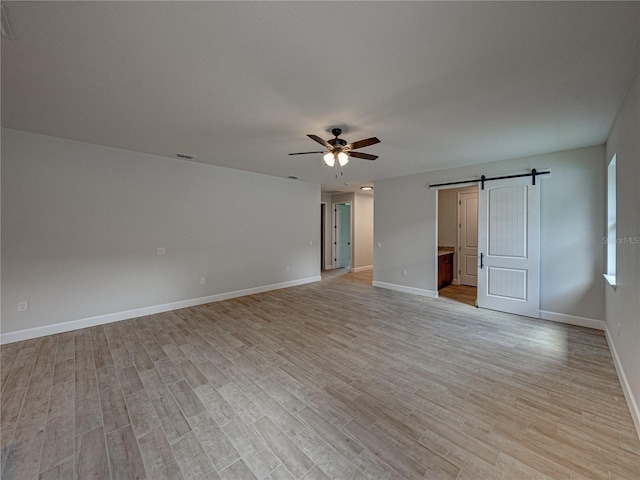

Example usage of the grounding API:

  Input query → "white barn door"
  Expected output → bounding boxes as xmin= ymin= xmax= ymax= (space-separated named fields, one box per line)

xmin=477 ymin=177 xmax=540 ymax=318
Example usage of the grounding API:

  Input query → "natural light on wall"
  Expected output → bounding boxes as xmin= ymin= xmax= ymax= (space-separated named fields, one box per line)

xmin=605 ymin=154 xmax=616 ymax=286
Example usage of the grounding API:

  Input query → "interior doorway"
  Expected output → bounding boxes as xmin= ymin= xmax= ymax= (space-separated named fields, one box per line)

xmin=333 ymin=202 xmax=351 ymax=269
xmin=437 ymin=185 xmax=478 ymax=297
xmin=437 ymin=186 xmax=478 ymax=306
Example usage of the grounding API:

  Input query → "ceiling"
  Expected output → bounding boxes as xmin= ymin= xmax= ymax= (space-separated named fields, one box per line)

xmin=2 ymin=2 xmax=639 ymax=193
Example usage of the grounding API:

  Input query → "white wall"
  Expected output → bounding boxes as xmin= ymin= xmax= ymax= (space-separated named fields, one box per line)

xmin=438 ymin=186 xmax=477 ymax=248
xmin=353 ymin=193 xmax=374 ymax=271
xmin=374 ymin=145 xmax=605 ymax=323
xmin=1 ymin=129 xmax=321 ymax=342
xmin=437 ymin=188 xmax=459 ymax=248
xmin=605 ymin=61 xmax=640 ymax=434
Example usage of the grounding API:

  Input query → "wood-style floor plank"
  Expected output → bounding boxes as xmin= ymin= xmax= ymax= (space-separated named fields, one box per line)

xmin=105 ymin=425 xmax=146 ymax=480
xmin=0 ymin=269 xmax=638 ymax=479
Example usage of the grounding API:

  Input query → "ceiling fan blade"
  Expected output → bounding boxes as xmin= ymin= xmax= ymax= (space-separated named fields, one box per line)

xmin=307 ymin=134 xmax=332 ymax=149
xmin=346 ymin=137 xmax=380 ymax=150
xmin=288 ymin=151 xmax=325 ymax=155
xmin=347 ymin=151 xmax=378 ymax=161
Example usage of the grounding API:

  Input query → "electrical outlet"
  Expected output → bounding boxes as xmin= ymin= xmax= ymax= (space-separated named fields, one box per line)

xmin=402 ymin=269 xmax=408 ymax=276
xmin=286 ymin=266 xmax=290 ymax=273
xmin=200 ymin=277 xmax=206 ymax=285
xmin=156 ymin=247 xmax=166 ymax=256
xmin=18 ymin=301 xmax=28 ymax=312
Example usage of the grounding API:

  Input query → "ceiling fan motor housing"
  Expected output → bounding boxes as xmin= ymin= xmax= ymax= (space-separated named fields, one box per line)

xmin=328 ymin=137 xmax=347 ymax=148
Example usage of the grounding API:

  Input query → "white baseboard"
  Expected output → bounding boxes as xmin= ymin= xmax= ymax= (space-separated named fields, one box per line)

xmin=539 ymin=310 xmax=605 ymax=330
xmin=372 ymin=281 xmax=438 ymax=298
xmin=452 ymin=278 xmax=461 ymax=285
xmin=604 ymin=324 xmax=640 ymax=440
xmin=351 ymin=265 xmax=373 ymax=273
xmin=0 ymin=276 xmax=322 ymax=344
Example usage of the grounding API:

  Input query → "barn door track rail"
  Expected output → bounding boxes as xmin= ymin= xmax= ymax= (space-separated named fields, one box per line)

xmin=429 ymin=169 xmax=550 ymax=190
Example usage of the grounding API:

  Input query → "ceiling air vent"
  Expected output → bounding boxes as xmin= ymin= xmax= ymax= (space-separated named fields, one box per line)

xmin=176 ymin=153 xmax=195 ymax=160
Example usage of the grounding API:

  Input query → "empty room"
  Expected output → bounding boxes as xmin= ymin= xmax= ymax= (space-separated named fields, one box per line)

xmin=1 ymin=2 xmax=639 ymax=480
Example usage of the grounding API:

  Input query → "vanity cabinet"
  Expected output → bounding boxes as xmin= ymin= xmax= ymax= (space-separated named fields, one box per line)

xmin=438 ymin=252 xmax=454 ymax=290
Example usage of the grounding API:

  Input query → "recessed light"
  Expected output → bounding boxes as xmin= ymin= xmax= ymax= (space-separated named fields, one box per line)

xmin=360 ymin=186 xmax=373 ymax=191
xmin=176 ymin=153 xmax=195 ymax=160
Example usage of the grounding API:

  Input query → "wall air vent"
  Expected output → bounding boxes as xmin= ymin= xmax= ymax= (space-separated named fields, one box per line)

xmin=176 ymin=153 xmax=195 ymax=160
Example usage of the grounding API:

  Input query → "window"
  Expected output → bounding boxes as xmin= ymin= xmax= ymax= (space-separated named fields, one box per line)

xmin=605 ymin=154 xmax=616 ymax=286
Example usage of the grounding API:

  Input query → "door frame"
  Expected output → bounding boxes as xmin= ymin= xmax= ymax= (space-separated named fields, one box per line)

xmin=435 ymin=185 xmax=478 ymax=296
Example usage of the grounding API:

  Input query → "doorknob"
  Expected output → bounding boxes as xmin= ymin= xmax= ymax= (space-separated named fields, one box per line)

xmin=480 ymin=253 xmax=484 ymax=269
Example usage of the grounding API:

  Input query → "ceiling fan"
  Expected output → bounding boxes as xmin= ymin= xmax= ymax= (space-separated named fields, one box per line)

xmin=289 ymin=128 xmax=380 ymax=167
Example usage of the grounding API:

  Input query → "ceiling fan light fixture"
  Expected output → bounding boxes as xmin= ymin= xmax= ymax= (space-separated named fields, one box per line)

xmin=290 ymin=128 xmax=380 ymax=166
xmin=323 ymin=152 xmax=335 ymax=167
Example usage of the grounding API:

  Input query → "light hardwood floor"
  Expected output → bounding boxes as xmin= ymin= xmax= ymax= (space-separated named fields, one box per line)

xmin=438 ymin=285 xmax=477 ymax=307
xmin=1 ymin=269 xmax=639 ymax=480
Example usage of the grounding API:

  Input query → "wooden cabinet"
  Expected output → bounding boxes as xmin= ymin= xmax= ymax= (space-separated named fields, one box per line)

xmin=438 ymin=252 xmax=454 ymax=290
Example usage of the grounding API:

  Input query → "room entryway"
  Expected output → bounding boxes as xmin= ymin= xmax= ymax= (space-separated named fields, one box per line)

xmin=437 ymin=186 xmax=478 ymax=307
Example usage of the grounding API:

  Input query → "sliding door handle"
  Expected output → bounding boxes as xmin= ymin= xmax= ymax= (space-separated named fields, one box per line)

xmin=480 ymin=253 xmax=484 ymax=269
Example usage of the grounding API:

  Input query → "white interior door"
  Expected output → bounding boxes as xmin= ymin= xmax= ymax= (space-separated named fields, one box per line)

xmin=458 ymin=191 xmax=478 ymax=286
xmin=477 ymin=177 xmax=540 ymax=318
